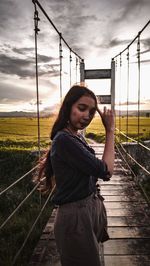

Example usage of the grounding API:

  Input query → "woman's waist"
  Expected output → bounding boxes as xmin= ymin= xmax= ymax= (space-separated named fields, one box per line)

xmin=58 ymin=192 xmax=94 ymax=209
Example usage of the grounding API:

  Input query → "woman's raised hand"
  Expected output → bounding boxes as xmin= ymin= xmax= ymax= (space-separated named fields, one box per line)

xmin=97 ymin=106 xmax=115 ymax=133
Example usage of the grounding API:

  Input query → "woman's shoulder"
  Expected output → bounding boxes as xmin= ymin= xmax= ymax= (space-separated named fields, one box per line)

xmin=52 ymin=130 xmax=85 ymax=147
xmin=52 ymin=130 xmax=73 ymax=144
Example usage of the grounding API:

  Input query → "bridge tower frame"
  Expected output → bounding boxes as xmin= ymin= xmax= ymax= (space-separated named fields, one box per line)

xmin=80 ymin=59 xmax=115 ymax=111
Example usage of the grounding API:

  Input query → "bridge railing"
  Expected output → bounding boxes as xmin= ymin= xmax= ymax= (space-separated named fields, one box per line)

xmin=32 ymin=0 xmax=83 ymax=154
xmin=0 ymin=1 xmax=83 ymax=265
xmin=0 ymin=161 xmax=54 ymax=265
xmin=113 ymin=20 xmax=150 ymax=203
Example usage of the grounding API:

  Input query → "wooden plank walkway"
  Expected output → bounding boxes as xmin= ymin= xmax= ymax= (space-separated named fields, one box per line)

xmin=29 ymin=143 xmax=150 ymax=266
xmin=95 ymin=143 xmax=150 ymax=266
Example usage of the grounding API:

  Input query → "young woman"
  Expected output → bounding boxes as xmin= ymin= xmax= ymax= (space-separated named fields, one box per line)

xmin=38 ymin=85 xmax=115 ymax=266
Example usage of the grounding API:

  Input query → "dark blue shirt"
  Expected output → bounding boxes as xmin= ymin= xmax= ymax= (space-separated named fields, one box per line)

xmin=50 ymin=130 xmax=109 ymax=205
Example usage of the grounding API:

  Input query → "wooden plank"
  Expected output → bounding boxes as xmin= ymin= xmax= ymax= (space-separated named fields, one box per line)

xmin=106 ymin=208 xmax=147 ymax=217
xmin=96 ymin=95 xmax=111 ymax=104
xmin=104 ymin=255 xmax=150 ymax=266
xmin=108 ymin=216 xmax=150 ymax=227
xmin=104 ymin=195 xmax=146 ymax=202
xmin=104 ymin=201 xmax=148 ymax=209
xmin=103 ymin=239 xmax=150 ymax=255
xmin=108 ymin=226 xmax=150 ymax=238
xmin=84 ymin=69 xmax=111 ymax=79
xmin=101 ymin=190 xmax=140 ymax=196
xmin=108 ymin=217 xmax=128 ymax=226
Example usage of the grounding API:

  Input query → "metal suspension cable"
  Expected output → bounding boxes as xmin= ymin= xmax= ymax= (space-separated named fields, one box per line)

xmin=0 ymin=182 xmax=40 ymax=230
xmin=115 ymin=143 xmax=137 ymax=179
xmin=115 ymin=128 xmax=150 ymax=151
xmin=0 ymin=165 xmax=38 ymax=197
xmin=115 ymin=143 xmax=150 ymax=204
xmin=112 ymin=19 xmax=150 ymax=60
xmin=32 ymin=0 xmax=82 ymax=61
xmin=12 ymin=184 xmax=56 ymax=265
xmin=116 ymin=136 xmax=150 ymax=175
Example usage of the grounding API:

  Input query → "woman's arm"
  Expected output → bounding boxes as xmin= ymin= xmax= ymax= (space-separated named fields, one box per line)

xmin=97 ymin=107 xmax=115 ymax=176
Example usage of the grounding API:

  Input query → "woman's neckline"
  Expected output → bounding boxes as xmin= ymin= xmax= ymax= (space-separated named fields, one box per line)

xmin=63 ymin=128 xmax=79 ymax=137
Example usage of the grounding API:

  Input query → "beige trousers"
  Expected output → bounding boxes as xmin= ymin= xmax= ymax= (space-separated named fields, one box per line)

xmin=54 ymin=193 xmax=109 ymax=266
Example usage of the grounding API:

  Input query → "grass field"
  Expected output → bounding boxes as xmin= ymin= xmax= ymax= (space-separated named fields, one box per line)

xmin=0 ymin=116 xmax=149 ymax=149
xmin=87 ymin=116 xmax=150 ymax=138
xmin=0 ymin=117 xmax=55 ymax=150
xmin=0 ymin=116 xmax=55 ymax=141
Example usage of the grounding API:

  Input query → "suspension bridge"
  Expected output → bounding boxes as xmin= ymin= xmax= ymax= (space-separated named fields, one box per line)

xmin=0 ymin=0 xmax=150 ymax=265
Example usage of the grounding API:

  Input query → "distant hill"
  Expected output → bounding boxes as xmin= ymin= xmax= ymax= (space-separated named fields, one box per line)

xmin=0 ymin=109 xmax=149 ymax=118
xmin=0 ymin=104 xmax=59 ymax=118
xmin=0 ymin=111 xmax=55 ymax=118
xmin=115 ymin=109 xmax=150 ymax=117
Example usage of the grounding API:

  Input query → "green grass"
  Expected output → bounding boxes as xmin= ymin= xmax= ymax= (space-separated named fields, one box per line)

xmin=86 ymin=115 xmax=150 ymax=142
xmin=115 ymin=116 xmax=150 ymax=140
xmin=0 ymin=116 xmax=55 ymax=142
xmin=0 ymin=116 xmax=149 ymax=146
xmin=0 ymin=149 xmax=53 ymax=266
xmin=0 ymin=116 xmax=55 ymax=151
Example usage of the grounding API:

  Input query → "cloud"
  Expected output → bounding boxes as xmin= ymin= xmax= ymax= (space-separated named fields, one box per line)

xmin=0 ymin=82 xmax=35 ymax=104
xmin=0 ymin=0 xmax=33 ymax=42
xmin=0 ymin=0 xmax=16 ymax=29
xmin=12 ymin=47 xmax=57 ymax=63
xmin=113 ymin=0 xmax=146 ymax=23
xmin=0 ymin=52 xmax=60 ymax=78
xmin=41 ymin=0 xmax=99 ymax=58
xmin=0 ymin=0 xmax=150 ymax=112
xmin=0 ymin=76 xmax=58 ymax=107
xmin=12 ymin=47 xmax=34 ymax=55
xmin=98 ymin=37 xmax=132 ymax=49
xmin=140 ymin=38 xmax=150 ymax=54
xmin=0 ymin=54 xmax=35 ymax=78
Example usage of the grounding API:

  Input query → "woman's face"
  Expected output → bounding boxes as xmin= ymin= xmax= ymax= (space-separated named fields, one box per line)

xmin=69 ymin=95 xmax=96 ymax=131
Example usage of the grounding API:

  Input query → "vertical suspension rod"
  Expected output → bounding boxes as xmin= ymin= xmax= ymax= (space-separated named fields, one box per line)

xmin=126 ymin=47 xmax=129 ymax=143
xmin=59 ymin=33 xmax=63 ymax=103
xmin=76 ymin=57 xmax=78 ymax=83
xmin=115 ymin=59 xmax=117 ymax=133
xmin=137 ymin=33 xmax=141 ymax=143
xmin=69 ymin=49 xmax=72 ymax=87
xmin=33 ymin=1 xmax=40 ymax=157
xmin=32 ymin=0 xmax=82 ymax=61
xmin=119 ymin=53 xmax=122 ymax=142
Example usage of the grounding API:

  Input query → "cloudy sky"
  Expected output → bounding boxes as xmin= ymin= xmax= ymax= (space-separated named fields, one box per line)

xmin=0 ymin=0 xmax=150 ymax=112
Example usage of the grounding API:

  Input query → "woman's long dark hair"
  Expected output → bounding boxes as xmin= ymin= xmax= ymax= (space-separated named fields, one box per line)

xmin=36 ymin=84 xmax=97 ymax=193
